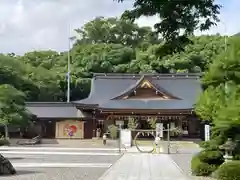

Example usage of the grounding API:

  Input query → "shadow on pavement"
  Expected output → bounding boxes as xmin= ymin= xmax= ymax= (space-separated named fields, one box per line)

xmin=7 ymin=157 xmax=25 ymax=160
xmin=1 ymin=170 xmax=40 ymax=177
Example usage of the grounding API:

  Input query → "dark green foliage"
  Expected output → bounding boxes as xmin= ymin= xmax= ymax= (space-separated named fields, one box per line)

xmin=0 ymin=84 xmax=31 ymax=126
xmin=0 ymin=17 xmax=233 ymax=131
xmin=192 ymin=137 xmax=224 ymax=177
xmin=191 ymin=154 xmax=218 ymax=176
xmin=199 ymin=140 xmax=222 ymax=151
xmin=215 ymin=161 xmax=240 ymax=180
xmin=198 ymin=150 xmax=224 ymax=165
xmin=193 ymin=36 xmax=240 ymax=177
xmin=115 ymin=0 xmax=221 ymax=52
xmin=0 ymin=139 xmax=10 ymax=146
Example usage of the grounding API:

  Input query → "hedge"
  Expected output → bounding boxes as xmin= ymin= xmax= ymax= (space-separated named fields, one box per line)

xmin=198 ymin=150 xmax=224 ymax=165
xmin=215 ymin=161 xmax=240 ymax=180
xmin=0 ymin=139 xmax=10 ymax=146
xmin=191 ymin=154 xmax=218 ymax=176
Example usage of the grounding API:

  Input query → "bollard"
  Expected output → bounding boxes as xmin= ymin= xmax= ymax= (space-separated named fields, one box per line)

xmin=118 ymin=126 xmax=122 ymax=153
xmin=155 ymin=136 xmax=160 ymax=154
xmin=103 ymin=134 xmax=107 ymax=145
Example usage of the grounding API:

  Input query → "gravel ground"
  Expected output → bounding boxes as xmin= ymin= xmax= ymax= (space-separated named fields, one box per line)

xmin=0 ymin=147 xmax=122 ymax=180
xmin=9 ymin=139 xmax=120 ymax=149
xmin=5 ymin=154 xmax=121 ymax=164
xmin=1 ymin=167 xmax=107 ymax=180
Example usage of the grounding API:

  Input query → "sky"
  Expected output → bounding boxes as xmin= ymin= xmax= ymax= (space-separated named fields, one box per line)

xmin=0 ymin=0 xmax=239 ymax=54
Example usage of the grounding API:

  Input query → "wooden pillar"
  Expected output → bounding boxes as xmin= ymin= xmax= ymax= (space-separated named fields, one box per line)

xmin=92 ymin=109 xmax=96 ymax=138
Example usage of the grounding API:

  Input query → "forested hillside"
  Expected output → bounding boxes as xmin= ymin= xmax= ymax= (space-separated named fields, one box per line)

xmin=235 ymin=32 xmax=240 ymax=36
xmin=0 ymin=17 xmax=228 ymax=102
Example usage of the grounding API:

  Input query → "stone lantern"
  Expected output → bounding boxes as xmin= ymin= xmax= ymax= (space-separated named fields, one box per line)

xmin=219 ymin=138 xmax=236 ymax=162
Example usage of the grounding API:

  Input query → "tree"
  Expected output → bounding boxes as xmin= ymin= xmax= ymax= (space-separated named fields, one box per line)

xmin=11 ymin=35 xmax=227 ymax=102
xmin=195 ymin=37 xmax=240 ymax=154
xmin=115 ymin=0 xmax=221 ymax=52
xmin=0 ymin=84 xmax=31 ymax=138
xmin=21 ymin=50 xmax=60 ymax=70
xmin=195 ymin=85 xmax=225 ymax=122
xmin=0 ymin=54 xmax=63 ymax=102
xmin=73 ymin=17 xmax=161 ymax=48
xmin=191 ymin=37 xmax=240 ymax=176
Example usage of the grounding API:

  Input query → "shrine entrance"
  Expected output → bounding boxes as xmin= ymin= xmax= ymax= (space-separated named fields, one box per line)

xmin=105 ymin=114 xmax=200 ymax=139
xmin=106 ymin=115 xmax=185 ymax=137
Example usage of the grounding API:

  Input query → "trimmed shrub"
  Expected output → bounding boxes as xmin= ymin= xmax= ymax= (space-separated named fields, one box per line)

xmin=0 ymin=139 xmax=10 ymax=146
xmin=191 ymin=154 xmax=218 ymax=176
xmin=199 ymin=139 xmax=221 ymax=150
xmin=108 ymin=125 xmax=118 ymax=139
xmin=215 ymin=161 xmax=240 ymax=180
xmin=199 ymin=141 xmax=211 ymax=148
xmin=233 ymin=154 xmax=240 ymax=160
xmin=198 ymin=150 xmax=224 ymax=165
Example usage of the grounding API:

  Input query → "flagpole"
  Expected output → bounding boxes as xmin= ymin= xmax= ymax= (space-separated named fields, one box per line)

xmin=67 ymin=25 xmax=71 ymax=103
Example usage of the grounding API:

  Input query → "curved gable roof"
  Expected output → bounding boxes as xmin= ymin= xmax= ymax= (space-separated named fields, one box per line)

xmin=111 ymin=75 xmax=180 ymax=100
xmin=74 ymin=73 xmax=202 ymax=110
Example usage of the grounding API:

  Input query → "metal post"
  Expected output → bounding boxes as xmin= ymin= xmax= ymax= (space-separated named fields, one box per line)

xmin=223 ymin=22 xmax=227 ymax=52
xmin=92 ymin=110 xmax=96 ymax=138
xmin=118 ymin=125 xmax=122 ymax=153
xmin=167 ymin=124 xmax=170 ymax=154
xmin=67 ymin=25 xmax=71 ymax=103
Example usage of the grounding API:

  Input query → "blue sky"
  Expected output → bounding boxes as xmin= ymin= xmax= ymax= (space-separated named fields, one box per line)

xmin=0 ymin=0 xmax=239 ymax=54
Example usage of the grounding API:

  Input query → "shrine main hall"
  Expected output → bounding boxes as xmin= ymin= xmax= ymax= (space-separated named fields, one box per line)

xmin=26 ymin=73 xmax=203 ymax=139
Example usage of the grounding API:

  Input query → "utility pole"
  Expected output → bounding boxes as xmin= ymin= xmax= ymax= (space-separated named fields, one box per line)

xmin=67 ymin=25 xmax=71 ymax=103
xmin=223 ymin=22 xmax=227 ymax=52
xmin=222 ymin=21 xmax=228 ymax=99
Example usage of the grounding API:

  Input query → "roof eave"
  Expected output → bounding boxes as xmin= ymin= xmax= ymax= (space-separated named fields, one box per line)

xmin=75 ymin=103 xmax=99 ymax=109
xmin=34 ymin=117 xmax=86 ymax=119
xmin=99 ymin=108 xmax=194 ymax=113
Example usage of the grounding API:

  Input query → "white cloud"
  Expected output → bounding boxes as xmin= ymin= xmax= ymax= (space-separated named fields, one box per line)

xmin=0 ymin=0 xmax=238 ymax=54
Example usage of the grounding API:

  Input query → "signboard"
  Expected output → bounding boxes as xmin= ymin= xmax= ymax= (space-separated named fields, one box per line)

xmin=156 ymin=123 xmax=163 ymax=138
xmin=205 ymin=125 xmax=210 ymax=141
xmin=116 ymin=120 xmax=124 ymax=126
xmin=120 ymin=129 xmax=131 ymax=147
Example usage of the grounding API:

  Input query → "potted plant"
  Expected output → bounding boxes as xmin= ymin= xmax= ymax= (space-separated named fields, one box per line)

xmin=127 ymin=118 xmax=138 ymax=145
xmin=148 ymin=118 xmax=157 ymax=129
xmin=108 ymin=125 xmax=118 ymax=139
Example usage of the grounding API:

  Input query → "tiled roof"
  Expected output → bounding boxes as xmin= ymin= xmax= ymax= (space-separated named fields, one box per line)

xmin=26 ymin=102 xmax=85 ymax=118
xmin=74 ymin=73 xmax=202 ymax=110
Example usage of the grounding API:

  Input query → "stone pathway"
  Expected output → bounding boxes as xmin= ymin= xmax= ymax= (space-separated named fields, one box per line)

xmin=98 ymin=153 xmax=189 ymax=180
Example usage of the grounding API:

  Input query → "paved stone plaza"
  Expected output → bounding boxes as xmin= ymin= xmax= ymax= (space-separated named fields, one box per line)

xmin=0 ymin=143 xmax=207 ymax=180
xmin=99 ymin=153 xmax=189 ymax=180
xmin=0 ymin=146 xmax=122 ymax=180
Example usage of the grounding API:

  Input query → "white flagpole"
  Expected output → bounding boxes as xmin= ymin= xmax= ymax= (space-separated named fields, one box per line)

xmin=67 ymin=25 xmax=71 ymax=103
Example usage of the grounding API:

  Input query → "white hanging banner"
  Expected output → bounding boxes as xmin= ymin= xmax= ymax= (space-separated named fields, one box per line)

xmin=156 ymin=123 xmax=163 ymax=138
xmin=205 ymin=125 xmax=210 ymax=141
xmin=120 ymin=129 xmax=131 ymax=147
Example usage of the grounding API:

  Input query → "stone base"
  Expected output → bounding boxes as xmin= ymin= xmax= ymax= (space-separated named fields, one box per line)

xmin=223 ymin=155 xmax=233 ymax=162
xmin=0 ymin=154 xmax=16 ymax=175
